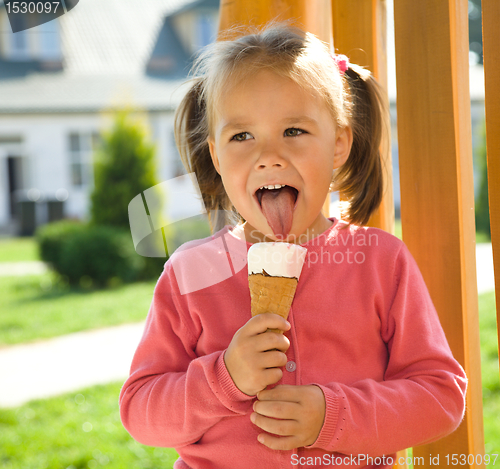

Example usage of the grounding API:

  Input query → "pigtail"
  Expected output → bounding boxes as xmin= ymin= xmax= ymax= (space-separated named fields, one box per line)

xmin=333 ymin=63 xmax=389 ymax=226
xmin=174 ymin=79 xmax=239 ymax=232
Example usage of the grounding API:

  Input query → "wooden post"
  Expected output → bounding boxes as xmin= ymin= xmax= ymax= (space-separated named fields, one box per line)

xmin=331 ymin=0 xmax=394 ymax=235
xmin=218 ymin=0 xmax=333 ymax=43
xmin=331 ymin=4 xmax=401 ymax=465
xmin=482 ymin=0 xmax=500 ymax=378
xmin=394 ymin=0 xmax=485 ymax=466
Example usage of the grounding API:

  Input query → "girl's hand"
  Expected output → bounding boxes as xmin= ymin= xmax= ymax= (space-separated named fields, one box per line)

xmin=224 ymin=313 xmax=291 ymax=396
xmin=251 ymin=384 xmax=326 ymax=450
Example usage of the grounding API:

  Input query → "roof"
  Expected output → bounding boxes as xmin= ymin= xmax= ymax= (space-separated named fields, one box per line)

xmin=0 ymin=0 xmax=209 ymax=113
xmin=59 ymin=0 xmax=193 ymax=76
xmin=0 ymin=73 xmax=190 ymax=114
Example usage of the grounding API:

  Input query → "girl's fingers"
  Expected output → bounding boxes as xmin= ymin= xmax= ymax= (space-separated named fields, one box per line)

xmin=253 ymin=399 xmax=300 ymax=419
xmin=255 ymin=331 xmax=290 ymax=353
xmin=258 ymin=350 xmax=288 ymax=369
xmin=246 ymin=313 xmax=291 ymax=336
xmin=257 ymin=384 xmax=301 ymax=402
xmin=256 ymin=432 xmax=300 ymax=451
xmin=250 ymin=411 xmax=299 ymax=436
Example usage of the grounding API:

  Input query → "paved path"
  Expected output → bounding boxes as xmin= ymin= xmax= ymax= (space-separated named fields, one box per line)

xmin=0 ymin=243 xmax=496 ymax=408
xmin=0 ymin=261 xmax=48 ymax=276
xmin=477 ymin=243 xmax=495 ymax=294
xmin=0 ymin=322 xmax=144 ymax=408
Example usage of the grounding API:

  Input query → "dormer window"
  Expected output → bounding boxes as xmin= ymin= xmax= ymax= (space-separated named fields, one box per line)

xmin=0 ymin=10 xmax=62 ymax=62
xmin=9 ymin=16 xmax=30 ymax=60
xmin=172 ymin=9 xmax=218 ymax=56
xmin=193 ymin=11 xmax=218 ymax=50
xmin=37 ymin=16 xmax=62 ymax=60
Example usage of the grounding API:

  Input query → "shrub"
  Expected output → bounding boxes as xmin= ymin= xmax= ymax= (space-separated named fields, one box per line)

xmin=89 ymin=109 xmax=168 ymax=279
xmin=165 ymin=215 xmax=212 ymax=254
xmin=475 ymin=121 xmax=490 ymax=239
xmin=90 ymin=109 xmax=158 ymax=229
xmin=36 ymin=221 xmax=144 ymax=287
xmin=36 ymin=220 xmax=84 ymax=268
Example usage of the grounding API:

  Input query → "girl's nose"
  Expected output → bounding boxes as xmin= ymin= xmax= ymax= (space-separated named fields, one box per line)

xmin=255 ymin=145 xmax=288 ymax=170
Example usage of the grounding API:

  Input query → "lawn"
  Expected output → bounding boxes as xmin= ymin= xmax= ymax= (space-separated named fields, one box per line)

xmin=0 ymin=381 xmax=179 ymax=469
xmin=0 ymin=273 xmax=157 ymax=345
xmin=479 ymin=291 xmax=500 ymax=455
xmin=0 ymin=237 xmax=39 ymax=262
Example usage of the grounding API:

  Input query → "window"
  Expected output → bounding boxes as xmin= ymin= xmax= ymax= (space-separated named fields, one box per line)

xmin=1 ymin=11 xmax=62 ymax=61
xmin=37 ymin=15 xmax=62 ymax=60
xmin=68 ymin=132 xmax=101 ymax=187
xmin=195 ymin=12 xmax=218 ymax=51
xmin=8 ymin=16 xmax=30 ymax=60
xmin=172 ymin=9 xmax=218 ymax=56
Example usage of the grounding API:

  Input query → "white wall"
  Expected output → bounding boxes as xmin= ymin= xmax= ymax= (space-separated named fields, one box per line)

xmin=0 ymin=109 xmax=177 ymax=230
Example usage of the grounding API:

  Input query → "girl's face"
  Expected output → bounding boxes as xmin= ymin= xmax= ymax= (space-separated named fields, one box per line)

xmin=208 ymin=70 xmax=352 ymax=244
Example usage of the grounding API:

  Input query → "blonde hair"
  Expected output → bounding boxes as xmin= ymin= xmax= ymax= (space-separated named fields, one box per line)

xmin=175 ymin=22 xmax=388 ymax=231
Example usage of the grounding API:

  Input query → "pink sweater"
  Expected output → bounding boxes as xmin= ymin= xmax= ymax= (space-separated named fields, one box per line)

xmin=119 ymin=219 xmax=467 ymax=468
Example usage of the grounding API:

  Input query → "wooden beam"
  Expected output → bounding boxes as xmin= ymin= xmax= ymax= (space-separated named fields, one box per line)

xmin=332 ymin=0 xmax=394 ymax=234
xmin=218 ymin=0 xmax=333 ymax=43
xmin=394 ymin=0 xmax=484 ymax=466
xmin=332 ymin=4 xmax=400 ymax=464
xmin=482 ymin=0 xmax=500 ymax=379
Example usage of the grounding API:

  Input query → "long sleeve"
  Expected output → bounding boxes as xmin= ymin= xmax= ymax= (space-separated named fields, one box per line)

xmin=119 ymin=261 xmax=254 ymax=449
xmin=306 ymin=243 xmax=467 ymax=457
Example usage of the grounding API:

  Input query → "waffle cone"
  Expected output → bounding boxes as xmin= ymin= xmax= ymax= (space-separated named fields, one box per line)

xmin=249 ymin=273 xmax=298 ymax=333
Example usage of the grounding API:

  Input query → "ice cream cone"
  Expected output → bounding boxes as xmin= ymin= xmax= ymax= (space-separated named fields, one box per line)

xmin=249 ymin=272 xmax=298 ymax=332
xmin=247 ymin=242 xmax=307 ymax=333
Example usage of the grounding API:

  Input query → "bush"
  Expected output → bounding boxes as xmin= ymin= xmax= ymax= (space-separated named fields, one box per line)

xmin=36 ymin=222 xmax=144 ymax=287
xmin=165 ymin=215 xmax=212 ymax=254
xmin=36 ymin=220 xmax=84 ymax=268
xmin=90 ymin=109 xmax=158 ymax=229
xmin=88 ymin=109 xmax=168 ymax=280
xmin=475 ymin=122 xmax=491 ymax=239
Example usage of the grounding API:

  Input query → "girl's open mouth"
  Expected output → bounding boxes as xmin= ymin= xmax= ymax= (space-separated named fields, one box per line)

xmin=255 ymin=185 xmax=299 ymax=238
xmin=255 ymin=184 xmax=299 ymax=206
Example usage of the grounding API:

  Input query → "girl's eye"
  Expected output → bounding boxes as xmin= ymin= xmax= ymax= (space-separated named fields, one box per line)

xmin=231 ymin=132 xmax=252 ymax=142
xmin=284 ymin=128 xmax=304 ymax=137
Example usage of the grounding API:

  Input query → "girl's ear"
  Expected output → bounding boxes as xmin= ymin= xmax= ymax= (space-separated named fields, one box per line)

xmin=207 ymin=138 xmax=221 ymax=174
xmin=333 ymin=126 xmax=353 ymax=169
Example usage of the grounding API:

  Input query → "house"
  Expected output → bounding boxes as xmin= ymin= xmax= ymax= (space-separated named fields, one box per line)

xmin=0 ymin=0 xmax=219 ymax=235
xmin=0 ymin=0 xmax=486 ymax=234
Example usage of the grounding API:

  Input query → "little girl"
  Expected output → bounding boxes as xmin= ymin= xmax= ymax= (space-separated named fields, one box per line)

xmin=120 ymin=23 xmax=466 ymax=468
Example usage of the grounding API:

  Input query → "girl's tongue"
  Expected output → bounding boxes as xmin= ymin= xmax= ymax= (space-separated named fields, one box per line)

xmin=260 ymin=186 xmax=296 ymax=239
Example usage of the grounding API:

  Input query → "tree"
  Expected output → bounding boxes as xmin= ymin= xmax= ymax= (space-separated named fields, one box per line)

xmin=90 ymin=109 xmax=158 ymax=229
xmin=475 ymin=122 xmax=490 ymax=238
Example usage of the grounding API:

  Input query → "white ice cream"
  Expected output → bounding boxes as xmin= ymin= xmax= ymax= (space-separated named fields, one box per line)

xmin=248 ymin=242 xmax=307 ymax=278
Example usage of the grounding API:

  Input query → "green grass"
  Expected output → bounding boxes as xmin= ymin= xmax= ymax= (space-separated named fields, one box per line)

xmin=0 ymin=273 xmax=156 ymax=346
xmin=394 ymin=218 xmax=402 ymax=239
xmin=0 ymin=237 xmax=39 ymax=262
xmin=479 ymin=291 xmax=500 ymax=454
xmin=0 ymin=382 xmax=179 ymax=469
xmin=476 ymin=231 xmax=492 ymax=244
